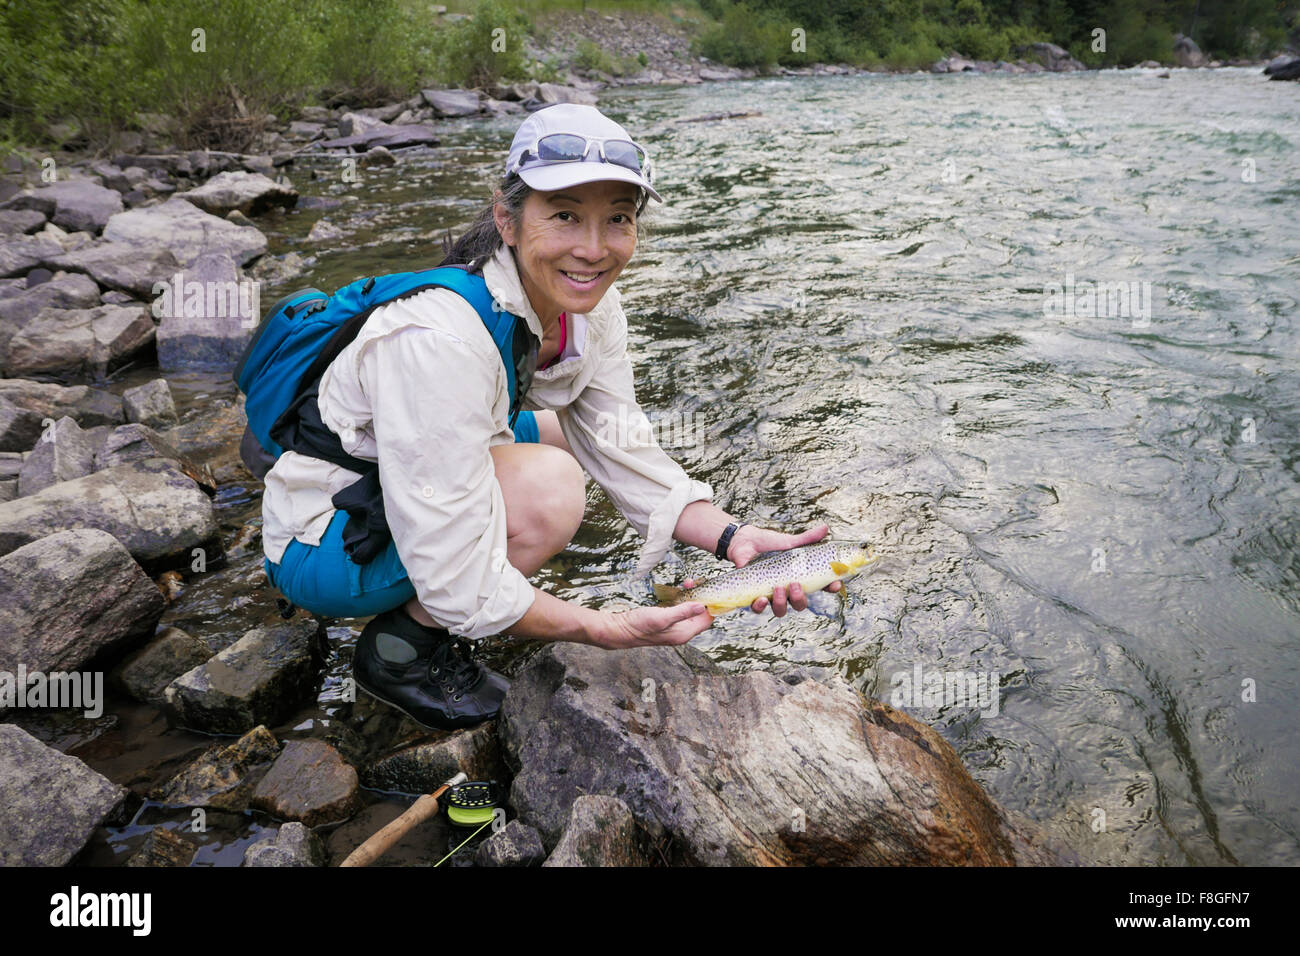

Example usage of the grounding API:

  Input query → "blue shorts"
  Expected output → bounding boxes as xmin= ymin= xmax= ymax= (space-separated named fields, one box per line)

xmin=263 ymin=409 xmax=538 ymax=618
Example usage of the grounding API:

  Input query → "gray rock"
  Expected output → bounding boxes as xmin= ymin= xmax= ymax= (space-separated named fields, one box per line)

xmin=363 ymin=721 xmax=501 ymax=793
xmin=421 ymin=89 xmax=482 ymax=116
xmin=306 ymin=219 xmax=343 ymax=242
xmin=243 ymin=821 xmax=326 ymax=867
xmin=534 ymin=83 xmax=599 ymax=107
xmin=0 ymin=272 xmax=102 ymax=347
xmin=17 ymin=416 xmax=96 ymax=496
xmin=337 ymin=112 xmax=388 ymax=138
xmin=151 ymin=725 xmax=281 ymax=810
xmin=0 ymin=457 xmax=218 ymax=565
xmin=483 ymin=98 xmax=524 ymax=116
xmin=163 ymin=618 xmax=324 ymax=734
xmin=474 ymin=820 xmax=546 ymax=867
xmin=0 ymin=528 xmax=164 ymax=680
xmin=6 ymin=303 xmax=154 ymax=377
xmin=250 ymin=739 xmax=361 ymax=826
xmin=317 ymin=124 xmax=439 ymax=151
xmin=543 ymin=795 xmax=649 ymax=867
xmin=287 ymin=121 xmax=325 ymax=141
xmin=1266 ymin=57 xmax=1300 ymax=81
xmin=0 ymin=724 xmax=129 ymax=865
xmin=0 ymin=451 xmax=21 ymax=480
xmin=176 ymin=171 xmax=298 ymax=217
xmin=500 ymin=643 xmax=1047 ymax=865
xmin=114 ymin=626 xmax=214 ymax=704
xmin=0 ymin=209 xmax=47 ymax=236
xmin=43 ymin=240 xmax=183 ymax=299
xmin=125 ymin=827 xmax=197 ymax=866
xmin=358 ymin=146 xmax=397 ymax=168
xmin=12 ymin=181 xmax=123 ymax=234
xmin=0 ymin=235 xmax=63 ymax=279
xmin=489 ymin=81 xmax=539 ymax=102
xmin=103 ymin=198 xmax=267 ymax=267
xmin=1026 ymin=41 xmax=1085 ymax=72
xmin=1173 ymin=33 xmax=1205 ymax=68
xmin=123 ymin=378 xmax=178 ymax=429
xmin=154 ymin=252 xmax=257 ymax=372
xmin=0 ymin=379 xmax=123 ymax=451
xmin=94 ymin=423 xmax=216 ymax=491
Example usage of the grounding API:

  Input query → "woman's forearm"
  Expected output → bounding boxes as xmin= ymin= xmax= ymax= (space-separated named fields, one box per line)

xmin=673 ymin=500 xmax=743 ymax=556
xmin=505 ymin=586 xmax=611 ymax=646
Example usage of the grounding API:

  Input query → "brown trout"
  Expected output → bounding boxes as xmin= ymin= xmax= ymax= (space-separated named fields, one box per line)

xmin=659 ymin=540 xmax=879 ymax=616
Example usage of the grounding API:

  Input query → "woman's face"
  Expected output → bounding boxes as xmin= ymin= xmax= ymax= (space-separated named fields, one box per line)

xmin=496 ymin=179 xmax=639 ymax=323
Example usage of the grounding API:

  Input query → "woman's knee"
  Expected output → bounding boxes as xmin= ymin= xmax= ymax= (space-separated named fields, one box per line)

xmin=491 ymin=442 xmax=586 ymax=543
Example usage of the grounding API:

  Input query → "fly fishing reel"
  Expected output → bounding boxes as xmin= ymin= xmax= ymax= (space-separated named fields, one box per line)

xmin=445 ymin=780 xmax=501 ymax=828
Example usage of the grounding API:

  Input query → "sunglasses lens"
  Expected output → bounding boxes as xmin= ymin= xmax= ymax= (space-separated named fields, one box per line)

xmin=537 ymin=133 xmax=587 ymax=162
xmin=603 ymin=141 xmax=645 ymax=173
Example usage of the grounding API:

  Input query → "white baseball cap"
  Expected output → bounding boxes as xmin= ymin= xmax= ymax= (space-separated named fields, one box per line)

xmin=505 ymin=103 xmax=662 ymax=204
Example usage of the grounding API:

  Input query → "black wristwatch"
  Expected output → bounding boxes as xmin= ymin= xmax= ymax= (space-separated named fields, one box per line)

xmin=715 ymin=522 xmax=746 ymax=561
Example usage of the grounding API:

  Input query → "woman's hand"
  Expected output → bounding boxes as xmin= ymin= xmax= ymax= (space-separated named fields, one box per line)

xmin=599 ymin=602 xmax=714 ymax=649
xmin=683 ymin=522 xmax=842 ymax=617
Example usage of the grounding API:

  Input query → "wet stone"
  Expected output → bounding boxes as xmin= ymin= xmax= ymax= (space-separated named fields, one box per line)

xmin=250 ymin=739 xmax=361 ymax=827
xmin=474 ymin=820 xmax=547 ymax=868
xmin=151 ymin=725 xmax=281 ymax=811
xmin=243 ymin=821 xmax=326 ymax=867
xmin=114 ymin=626 xmax=214 ymax=705
xmin=543 ymin=795 xmax=649 ymax=867
xmin=125 ymin=826 xmax=198 ymax=867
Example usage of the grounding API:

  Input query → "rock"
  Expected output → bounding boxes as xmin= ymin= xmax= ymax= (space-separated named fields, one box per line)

xmin=6 ymin=303 xmax=154 ymax=377
xmin=489 ymin=81 xmax=539 ymax=102
xmin=1026 ymin=41 xmax=1085 ymax=72
xmin=534 ymin=83 xmax=599 ymax=107
xmin=176 ymin=171 xmax=298 ymax=217
xmin=483 ymin=98 xmax=524 ymax=116
xmin=1173 ymin=33 xmax=1205 ymax=68
xmin=114 ymin=626 xmax=214 ymax=704
xmin=421 ymin=89 xmax=482 ymax=116
xmin=1266 ymin=57 xmax=1300 ymax=81
xmin=0 ymin=457 xmax=218 ymax=566
xmin=0 ymin=724 xmax=129 ymax=865
xmin=94 ymin=423 xmax=216 ymax=491
xmin=474 ymin=820 xmax=546 ymax=867
xmin=287 ymin=121 xmax=325 ymax=141
xmin=17 ymin=416 xmax=96 ymax=496
xmin=226 ymin=209 xmax=255 ymax=227
xmin=357 ymin=101 xmax=408 ymax=123
xmin=151 ymin=725 xmax=281 ymax=810
xmin=337 ymin=112 xmax=387 ymax=139
xmin=358 ymin=146 xmax=396 ymax=168
xmin=43 ymin=240 xmax=183 ymax=299
xmin=154 ymin=252 xmax=257 ymax=372
xmin=123 ymin=378 xmax=178 ymax=429
xmin=243 ymin=821 xmax=326 ymax=867
xmin=0 ymin=273 xmax=102 ymax=360
xmin=0 ymin=529 xmax=165 ymax=682
xmin=363 ymin=721 xmax=501 ymax=793
xmin=500 ymin=643 xmax=1047 ymax=865
xmin=102 ymin=198 xmax=267 ymax=267
xmin=0 ymin=235 xmax=63 ymax=279
xmin=932 ymin=56 xmax=975 ymax=73
xmin=543 ymin=795 xmax=649 ymax=867
xmin=306 ymin=219 xmax=343 ymax=242
xmin=317 ymin=124 xmax=439 ymax=152
xmin=251 ymin=739 xmax=361 ymax=826
xmin=125 ymin=827 xmax=197 ymax=866
xmin=298 ymin=106 xmax=334 ymax=123
xmin=0 ymin=209 xmax=46 ymax=236
xmin=163 ymin=618 xmax=324 ymax=734
xmin=11 ymin=181 xmax=123 ymax=234
xmin=0 ymin=379 xmax=122 ymax=451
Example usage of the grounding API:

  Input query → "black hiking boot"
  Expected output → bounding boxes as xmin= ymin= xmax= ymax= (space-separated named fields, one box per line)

xmin=353 ymin=605 xmax=509 ymax=730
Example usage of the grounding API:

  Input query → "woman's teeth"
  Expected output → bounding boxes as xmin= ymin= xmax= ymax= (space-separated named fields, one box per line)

xmin=561 ymin=270 xmax=602 ymax=285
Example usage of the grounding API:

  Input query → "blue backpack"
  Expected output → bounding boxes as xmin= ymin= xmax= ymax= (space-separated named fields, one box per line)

xmin=233 ymin=264 xmax=538 ymax=565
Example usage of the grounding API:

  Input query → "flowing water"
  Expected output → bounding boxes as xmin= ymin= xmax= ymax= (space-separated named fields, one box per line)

xmin=87 ymin=67 xmax=1299 ymax=866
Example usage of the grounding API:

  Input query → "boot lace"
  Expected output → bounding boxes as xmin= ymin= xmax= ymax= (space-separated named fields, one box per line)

xmin=428 ymin=637 xmax=481 ymax=699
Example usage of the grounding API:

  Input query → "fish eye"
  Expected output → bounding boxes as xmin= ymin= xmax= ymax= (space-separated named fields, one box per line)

xmin=858 ymin=541 xmax=869 ymax=549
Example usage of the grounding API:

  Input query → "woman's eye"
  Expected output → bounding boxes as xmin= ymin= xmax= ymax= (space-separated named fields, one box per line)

xmin=556 ymin=211 xmax=574 ymax=221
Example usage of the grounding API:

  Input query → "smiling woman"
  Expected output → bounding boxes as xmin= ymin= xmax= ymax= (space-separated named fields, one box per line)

xmin=259 ymin=103 xmax=838 ymax=732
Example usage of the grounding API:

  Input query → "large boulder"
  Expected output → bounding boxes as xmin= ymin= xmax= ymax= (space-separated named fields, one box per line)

xmin=532 ymin=83 xmax=599 ymax=107
xmin=163 ymin=618 xmax=325 ymax=734
xmin=16 ymin=416 xmax=96 ymax=496
xmin=1173 ymin=33 xmax=1206 ymax=68
xmin=0 ymin=724 xmax=129 ymax=865
xmin=421 ymin=89 xmax=482 ymax=117
xmin=102 ymin=198 xmax=267 ymax=267
xmin=0 ymin=529 xmax=166 ymax=679
xmin=250 ymin=739 xmax=362 ymax=826
xmin=176 ymin=171 xmax=298 ymax=217
xmin=43 ymin=240 xmax=182 ymax=298
xmin=6 ymin=303 xmax=154 ymax=377
xmin=0 ymin=457 xmax=218 ymax=565
xmin=10 ymin=181 xmax=123 ymax=234
xmin=154 ymin=252 xmax=257 ymax=372
xmin=500 ymin=644 xmax=1056 ymax=865
xmin=0 ymin=379 xmax=123 ymax=451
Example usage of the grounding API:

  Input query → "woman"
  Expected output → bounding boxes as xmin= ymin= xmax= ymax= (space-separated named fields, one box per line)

xmin=262 ymin=104 xmax=839 ymax=730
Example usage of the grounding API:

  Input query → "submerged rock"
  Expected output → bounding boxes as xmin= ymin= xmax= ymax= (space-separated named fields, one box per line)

xmin=151 ymin=725 xmax=281 ymax=810
xmin=0 ymin=723 xmax=129 ymax=865
xmin=0 ymin=458 xmax=218 ymax=566
xmin=250 ymin=739 xmax=361 ymax=826
xmin=176 ymin=171 xmax=298 ymax=217
xmin=163 ymin=618 xmax=325 ymax=734
xmin=243 ymin=821 xmax=326 ymax=867
xmin=500 ymin=643 xmax=1053 ymax=866
xmin=474 ymin=820 xmax=547 ymax=867
xmin=0 ymin=528 xmax=166 ymax=678
xmin=125 ymin=826 xmax=198 ymax=867
xmin=543 ymin=795 xmax=650 ymax=867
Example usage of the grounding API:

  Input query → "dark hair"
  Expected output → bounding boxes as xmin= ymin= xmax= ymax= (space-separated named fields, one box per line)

xmin=439 ymin=171 xmax=651 ymax=273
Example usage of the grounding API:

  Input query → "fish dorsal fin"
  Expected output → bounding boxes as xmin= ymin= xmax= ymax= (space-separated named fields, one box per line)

xmin=830 ymin=560 xmax=850 ymax=575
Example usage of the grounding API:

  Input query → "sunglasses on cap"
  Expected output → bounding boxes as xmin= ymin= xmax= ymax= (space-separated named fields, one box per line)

xmin=510 ymin=132 xmax=653 ymax=182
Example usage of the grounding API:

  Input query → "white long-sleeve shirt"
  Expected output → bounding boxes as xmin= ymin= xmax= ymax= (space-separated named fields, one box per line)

xmin=260 ymin=242 xmax=713 ymax=639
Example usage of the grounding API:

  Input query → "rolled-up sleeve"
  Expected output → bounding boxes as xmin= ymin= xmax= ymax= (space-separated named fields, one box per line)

xmin=359 ymin=325 xmax=536 ymax=640
xmin=557 ymin=313 xmax=713 ymax=576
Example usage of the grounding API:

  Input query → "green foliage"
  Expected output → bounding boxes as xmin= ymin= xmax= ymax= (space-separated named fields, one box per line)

xmin=573 ymin=37 xmax=639 ymax=76
xmin=426 ymin=0 xmax=532 ymax=88
xmin=695 ymin=1 xmax=791 ymax=69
